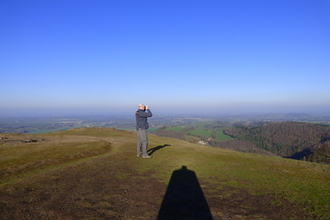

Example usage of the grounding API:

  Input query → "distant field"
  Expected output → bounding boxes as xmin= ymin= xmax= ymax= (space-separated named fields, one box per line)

xmin=165 ymin=127 xmax=185 ymax=132
xmin=187 ymin=129 xmax=213 ymax=137
xmin=191 ymin=122 xmax=209 ymax=129
xmin=163 ymin=123 xmax=232 ymax=141
xmin=216 ymin=130 xmax=232 ymax=141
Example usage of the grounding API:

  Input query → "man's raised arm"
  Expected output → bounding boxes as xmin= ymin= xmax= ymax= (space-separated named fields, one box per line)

xmin=137 ymin=109 xmax=152 ymax=117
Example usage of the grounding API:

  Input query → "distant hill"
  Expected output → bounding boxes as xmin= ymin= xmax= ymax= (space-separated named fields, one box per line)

xmin=152 ymin=122 xmax=330 ymax=162
xmin=224 ymin=122 xmax=330 ymax=164
xmin=152 ymin=126 xmax=274 ymax=156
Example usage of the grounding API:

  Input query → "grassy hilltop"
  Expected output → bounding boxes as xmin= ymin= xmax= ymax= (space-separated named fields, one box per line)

xmin=0 ymin=128 xmax=329 ymax=219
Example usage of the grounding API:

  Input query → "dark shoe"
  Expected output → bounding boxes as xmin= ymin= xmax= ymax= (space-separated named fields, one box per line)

xmin=142 ymin=155 xmax=153 ymax=159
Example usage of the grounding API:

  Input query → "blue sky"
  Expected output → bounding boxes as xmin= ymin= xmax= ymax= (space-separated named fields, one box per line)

xmin=1 ymin=0 xmax=330 ymax=116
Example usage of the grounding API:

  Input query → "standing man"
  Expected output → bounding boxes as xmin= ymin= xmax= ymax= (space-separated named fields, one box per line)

xmin=136 ymin=104 xmax=153 ymax=158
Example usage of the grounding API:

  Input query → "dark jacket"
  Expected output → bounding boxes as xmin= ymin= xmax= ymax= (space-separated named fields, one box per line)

xmin=136 ymin=109 xmax=152 ymax=130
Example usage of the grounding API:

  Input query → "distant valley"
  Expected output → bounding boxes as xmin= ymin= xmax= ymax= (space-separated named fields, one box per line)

xmin=1 ymin=113 xmax=330 ymax=164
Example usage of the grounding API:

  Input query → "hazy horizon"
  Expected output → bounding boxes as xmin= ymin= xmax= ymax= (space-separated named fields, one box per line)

xmin=1 ymin=1 xmax=329 ymax=118
xmin=1 ymin=105 xmax=330 ymax=118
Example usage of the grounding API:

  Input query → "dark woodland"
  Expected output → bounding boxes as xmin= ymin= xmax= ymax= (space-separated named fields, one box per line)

xmin=224 ymin=122 xmax=330 ymax=164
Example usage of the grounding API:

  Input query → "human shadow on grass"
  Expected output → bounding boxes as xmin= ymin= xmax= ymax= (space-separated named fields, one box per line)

xmin=157 ymin=166 xmax=213 ymax=220
xmin=147 ymin=144 xmax=170 ymax=156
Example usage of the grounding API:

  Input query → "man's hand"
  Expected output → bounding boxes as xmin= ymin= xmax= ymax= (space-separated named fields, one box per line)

xmin=145 ymin=106 xmax=149 ymax=110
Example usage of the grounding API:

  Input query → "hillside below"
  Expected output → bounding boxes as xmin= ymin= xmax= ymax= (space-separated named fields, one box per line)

xmin=1 ymin=127 xmax=329 ymax=219
xmin=224 ymin=122 xmax=330 ymax=164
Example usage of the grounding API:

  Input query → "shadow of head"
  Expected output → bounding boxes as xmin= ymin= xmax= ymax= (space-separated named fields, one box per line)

xmin=157 ymin=165 xmax=213 ymax=220
xmin=147 ymin=144 xmax=171 ymax=156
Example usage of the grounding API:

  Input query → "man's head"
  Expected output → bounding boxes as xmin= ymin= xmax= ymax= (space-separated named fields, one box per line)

xmin=138 ymin=104 xmax=145 ymax=110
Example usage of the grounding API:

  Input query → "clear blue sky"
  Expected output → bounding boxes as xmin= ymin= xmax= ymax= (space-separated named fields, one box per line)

xmin=1 ymin=0 xmax=330 ymax=116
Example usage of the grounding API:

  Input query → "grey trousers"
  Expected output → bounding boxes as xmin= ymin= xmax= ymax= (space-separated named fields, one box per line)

xmin=136 ymin=128 xmax=149 ymax=156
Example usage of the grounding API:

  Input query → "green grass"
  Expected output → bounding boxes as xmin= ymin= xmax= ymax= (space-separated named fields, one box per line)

xmin=0 ymin=133 xmax=112 ymax=185
xmin=138 ymin=134 xmax=330 ymax=219
xmin=184 ymin=134 xmax=200 ymax=143
xmin=187 ymin=129 xmax=212 ymax=137
xmin=216 ymin=130 xmax=232 ymax=141
xmin=1 ymin=128 xmax=329 ymax=219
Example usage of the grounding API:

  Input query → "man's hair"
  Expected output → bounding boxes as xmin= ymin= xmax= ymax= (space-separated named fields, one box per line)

xmin=138 ymin=104 xmax=144 ymax=108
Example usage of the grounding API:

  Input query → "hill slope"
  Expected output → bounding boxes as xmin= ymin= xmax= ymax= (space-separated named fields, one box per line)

xmin=0 ymin=127 xmax=329 ymax=219
xmin=225 ymin=122 xmax=330 ymax=163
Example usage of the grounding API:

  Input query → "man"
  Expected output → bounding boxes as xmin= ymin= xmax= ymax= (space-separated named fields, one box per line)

xmin=136 ymin=104 xmax=153 ymax=158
